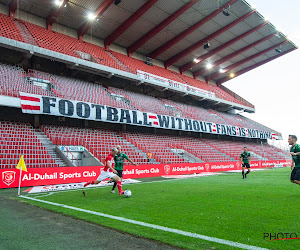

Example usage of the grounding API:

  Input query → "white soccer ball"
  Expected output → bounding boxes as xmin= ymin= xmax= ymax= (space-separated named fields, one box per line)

xmin=124 ymin=190 xmax=132 ymax=198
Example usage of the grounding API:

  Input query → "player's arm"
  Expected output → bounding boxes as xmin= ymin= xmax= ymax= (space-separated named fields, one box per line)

xmin=240 ymin=155 xmax=243 ymax=162
xmin=249 ymin=154 xmax=251 ymax=163
xmin=291 ymin=158 xmax=295 ymax=170
xmin=290 ymin=152 xmax=300 ymax=156
xmin=107 ymin=161 xmax=117 ymax=174
xmin=125 ymin=155 xmax=137 ymax=166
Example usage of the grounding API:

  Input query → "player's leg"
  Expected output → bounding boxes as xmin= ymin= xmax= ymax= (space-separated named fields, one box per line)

xmin=291 ymin=168 xmax=300 ymax=185
xmin=111 ymin=174 xmax=124 ymax=195
xmin=84 ymin=172 xmax=105 ymax=187
xmin=112 ymin=170 xmax=122 ymax=193
xmin=245 ymin=164 xmax=251 ymax=176
xmin=242 ymin=165 xmax=245 ymax=179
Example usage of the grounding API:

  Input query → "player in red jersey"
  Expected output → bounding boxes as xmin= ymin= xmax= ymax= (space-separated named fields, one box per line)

xmin=83 ymin=148 xmax=125 ymax=195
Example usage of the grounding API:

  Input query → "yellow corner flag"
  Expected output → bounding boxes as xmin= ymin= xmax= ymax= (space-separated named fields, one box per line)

xmin=16 ymin=155 xmax=27 ymax=172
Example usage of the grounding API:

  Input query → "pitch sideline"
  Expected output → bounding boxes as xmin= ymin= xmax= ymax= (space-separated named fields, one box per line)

xmin=20 ymin=195 xmax=269 ymax=250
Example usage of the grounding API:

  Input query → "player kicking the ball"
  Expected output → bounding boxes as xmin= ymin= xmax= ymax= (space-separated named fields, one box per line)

xmin=240 ymin=147 xmax=251 ymax=179
xmin=83 ymin=148 xmax=125 ymax=195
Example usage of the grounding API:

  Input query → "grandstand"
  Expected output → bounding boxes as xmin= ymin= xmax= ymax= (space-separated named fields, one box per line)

xmin=0 ymin=0 xmax=296 ymax=170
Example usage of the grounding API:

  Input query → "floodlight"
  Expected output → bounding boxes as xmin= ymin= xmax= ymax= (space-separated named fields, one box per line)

xmin=206 ymin=63 xmax=213 ymax=69
xmin=87 ymin=12 xmax=96 ymax=21
xmin=55 ymin=0 xmax=63 ymax=7
xmin=230 ymin=73 xmax=235 ymax=78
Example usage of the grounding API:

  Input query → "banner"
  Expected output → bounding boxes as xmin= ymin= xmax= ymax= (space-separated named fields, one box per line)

xmin=0 ymin=160 xmax=291 ymax=189
xmin=20 ymin=92 xmax=277 ymax=140
xmin=137 ymin=70 xmax=216 ymax=98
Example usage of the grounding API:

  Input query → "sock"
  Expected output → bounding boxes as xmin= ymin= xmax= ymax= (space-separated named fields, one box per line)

xmin=242 ymin=171 xmax=244 ymax=175
xmin=112 ymin=182 xmax=117 ymax=190
xmin=246 ymin=171 xmax=250 ymax=175
xmin=117 ymin=182 xmax=123 ymax=194
xmin=84 ymin=180 xmax=95 ymax=187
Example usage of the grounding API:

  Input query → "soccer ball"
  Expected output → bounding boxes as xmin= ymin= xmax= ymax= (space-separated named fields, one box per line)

xmin=124 ymin=190 xmax=132 ymax=198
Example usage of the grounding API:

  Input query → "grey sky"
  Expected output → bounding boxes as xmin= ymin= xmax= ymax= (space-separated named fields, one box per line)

xmin=223 ymin=0 xmax=300 ymax=148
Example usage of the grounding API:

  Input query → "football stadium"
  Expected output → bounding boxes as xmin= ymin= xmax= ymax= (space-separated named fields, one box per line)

xmin=0 ymin=0 xmax=299 ymax=249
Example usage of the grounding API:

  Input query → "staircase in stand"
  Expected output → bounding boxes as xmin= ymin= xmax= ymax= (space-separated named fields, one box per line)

xmin=105 ymin=51 xmax=132 ymax=73
xmin=34 ymin=129 xmax=67 ymax=167
xmin=14 ymin=20 xmax=38 ymax=46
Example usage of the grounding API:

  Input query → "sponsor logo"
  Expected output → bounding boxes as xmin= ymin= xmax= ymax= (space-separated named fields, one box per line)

xmin=164 ymin=165 xmax=171 ymax=175
xmin=236 ymin=162 xmax=240 ymax=169
xmin=205 ymin=164 xmax=210 ymax=171
xmin=2 ymin=171 xmax=16 ymax=186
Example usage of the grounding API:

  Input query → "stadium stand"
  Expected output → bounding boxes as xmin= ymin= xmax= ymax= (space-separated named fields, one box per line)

xmin=202 ymin=139 xmax=290 ymax=161
xmin=0 ymin=63 xmax=278 ymax=134
xmin=0 ymin=12 xmax=254 ymax=108
xmin=37 ymin=125 xmax=289 ymax=167
xmin=1 ymin=118 xmax=290 ymax=170
xmin=41 ymin=125 xmax=150 ymax=165
xmin=0 ymin=121 xmax=64 ymax=169
xmin=122 ymin=132 xmax=233 ymax=163
xmin=0 ymin=64 xmax=55 ymax=98
xmin=0 ymin=13 xmax=24 ymax=43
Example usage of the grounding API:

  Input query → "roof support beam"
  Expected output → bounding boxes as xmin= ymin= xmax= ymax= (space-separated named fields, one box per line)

xmin=216 ymin=47 xmax=297 ymax=85
xmin=209 ymin=40 xmax=289 ymax=81
xmin=183 ymin=22 xmax=269 ymax=76
xmin=104 ymin=0 xmax=159 ymax=50
xmin=148 ymin=0 xmax=238 ymax=59
xmin=127 ymin=0 xmax=199 ymax=56
xmin=9 ymin=0 xmax=18 ymax=17
xmin=164 ymin=10 xmax=256 ymax=69
xmin=197 ymin=33 xmax=276 ymax=76
xmin=46 ymin=0 xmax=69 ymax=30
xmin=78 ymin=0 xmax=114 ymax=41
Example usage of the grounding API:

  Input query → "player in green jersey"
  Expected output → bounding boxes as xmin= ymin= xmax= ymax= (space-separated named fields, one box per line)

xmin=240 ymin=147 xmax=251 ymax=179
xmin=288 ymin=135 xmax=300 ymax=185
xmin=111 ymin=145 xmax=137 ymax=193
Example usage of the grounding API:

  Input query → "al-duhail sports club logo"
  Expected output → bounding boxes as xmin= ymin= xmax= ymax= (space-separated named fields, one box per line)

xmin=2 ymin=171 xmax=16 ymax=186
xmin=164 ymin=165 xmax=170 ymax=175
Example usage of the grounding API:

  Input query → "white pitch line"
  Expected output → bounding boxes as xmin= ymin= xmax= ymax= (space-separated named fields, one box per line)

xmin=20 ymin=195 xmax=268 ymax=250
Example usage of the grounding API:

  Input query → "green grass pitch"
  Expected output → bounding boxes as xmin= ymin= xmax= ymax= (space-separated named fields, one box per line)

xmin=20 ymin=168 xmax=299 ymax=249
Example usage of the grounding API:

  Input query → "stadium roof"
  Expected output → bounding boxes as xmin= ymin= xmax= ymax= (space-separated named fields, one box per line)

xmin=4 ymin=0 xmax=297 ymax=85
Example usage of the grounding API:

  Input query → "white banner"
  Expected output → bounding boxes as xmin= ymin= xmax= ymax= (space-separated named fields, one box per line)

xmin=59 ymin=146 xmax=85 ymax=152
xmin=20 ymin=92 xmax=276 ymax=140
xmin=27 ymin=179 xmax=141 ymax=194
xmin=137 ymin=70 xmax=215 ymax=98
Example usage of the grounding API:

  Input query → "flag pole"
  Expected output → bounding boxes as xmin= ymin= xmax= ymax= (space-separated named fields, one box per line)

xmin=18 ymin=165 xmax=22 ymax=196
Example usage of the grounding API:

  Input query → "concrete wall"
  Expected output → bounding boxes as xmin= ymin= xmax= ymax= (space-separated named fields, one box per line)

xmin=82 ymin=149 xmax=103 ymax=166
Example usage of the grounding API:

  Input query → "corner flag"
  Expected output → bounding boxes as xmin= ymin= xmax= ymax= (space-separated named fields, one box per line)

xmin=16 ymin=155 xmax=27 ymax=196
xmin=16 ymin=155 xmax=27 ymax=172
